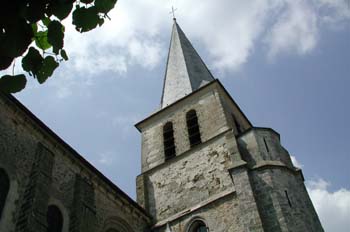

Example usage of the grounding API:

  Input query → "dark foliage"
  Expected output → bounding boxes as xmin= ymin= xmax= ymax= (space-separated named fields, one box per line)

xmin=0 ymin=0 xmax=117 ymax=93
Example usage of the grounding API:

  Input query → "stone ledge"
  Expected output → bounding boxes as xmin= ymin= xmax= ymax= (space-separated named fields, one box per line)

xmin=152 ymin=188 xmax=235 ymax=229
xmin=237 ymin=127 xmax=281 ymax=140
xmin=227 ymin=160 xmax=302 ymax=178
xmin=249 ymin=160 xmax=301 ymax=176
xmin=227 ymin=160 xmax=248 ymax=171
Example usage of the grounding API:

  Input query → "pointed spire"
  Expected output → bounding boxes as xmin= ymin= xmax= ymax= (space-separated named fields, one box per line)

xmin=161 ymin=20 xmax=214 ymax=108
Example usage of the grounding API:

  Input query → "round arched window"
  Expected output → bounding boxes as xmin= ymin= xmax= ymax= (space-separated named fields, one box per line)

xmin=106 ymin=229 xmax=119 ymax=232
xmin=0 ymin=168 xmax=10 ymax=219
xmin=47 ymin=205 xmax=63 ymax=232
xmin=186 ymin=110 xmax=202 ymax=147
xmin=189 ymin=220 xmax=208 ymax=232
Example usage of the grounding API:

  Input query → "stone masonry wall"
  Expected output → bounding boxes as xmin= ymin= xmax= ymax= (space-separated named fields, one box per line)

xmin=137 ymin=85 xmax=266 ymax=230
xmin=140 ymin=88 xmax=229 ymax=172
xmin=0 ymin=94 xmax=150 ymax=232
xmin=142 ymin=129 xmax=267 ymax=231
xmin=16 ymin=143 xmax=55 ymax=232
xmin=154 ymin=194 xmax=245 ymax=232
xmin=237 ymin=128 xmax=294 ymax=169
xmin=238 ymin=128 xmax=324 ymax=232
xmin=145 ymin=135 xmax=235 ymax=221
xmin=136 ymin=82 xmax=323 ymax=231
xmin=218 ymin=93 xmax=252 ymax=135
xmin=249 ymin=169 xmax=324 ymax=232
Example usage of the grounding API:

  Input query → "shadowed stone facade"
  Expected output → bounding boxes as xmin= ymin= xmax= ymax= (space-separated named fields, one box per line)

xmin=0 ymin=19 xmax=323 ymax=232
xmin=0 ymin=93 xmax=151 ymax=232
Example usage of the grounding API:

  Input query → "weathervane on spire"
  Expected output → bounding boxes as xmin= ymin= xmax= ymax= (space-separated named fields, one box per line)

xmin=170 ymin=6 xmax=177 ymax=20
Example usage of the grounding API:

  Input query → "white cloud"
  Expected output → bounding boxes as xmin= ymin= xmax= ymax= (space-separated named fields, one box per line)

xmin=45 ymin=65 xmax=94 ymax=99
xmin=307 ymin=179 xmax=350 ymax=232
xmin=177 ymin=0 xmax=272 ymax=70
xmin=290 ymin=155 xmax=303 ymax=168
xmin=315 ymin=0 xmax=350 ymax=24
xmin=60 ymin=0 xmax=350 ymax=76
xmin=112 ymin=114 xmax=140 ymax=136
xmin=93 ymin=151 xmax=115 ymax=166
xmin=265 ymin=0 xmax=318 ymax=58
xmin=127 ymin=38 xmax=163 ymax=69
xmin=112 ymin=115 xmax=140 ymax=127
xmin=3 ymin=0 xmax=349 ymax=94
xmin=95 ymin=112 xmax=141 ymax=139
xmin=62 ymin=0 xmax=167 ymax=76
xmin=289 ymin=156 xmax=350 ymax=231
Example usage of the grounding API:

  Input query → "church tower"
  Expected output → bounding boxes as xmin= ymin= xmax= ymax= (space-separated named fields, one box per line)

xmin=135 ymin=19 xmax=324 ymax=232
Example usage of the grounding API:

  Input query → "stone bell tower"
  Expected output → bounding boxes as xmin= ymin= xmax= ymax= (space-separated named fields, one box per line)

xmin=135 ymin=19 xmax=324 ymax=232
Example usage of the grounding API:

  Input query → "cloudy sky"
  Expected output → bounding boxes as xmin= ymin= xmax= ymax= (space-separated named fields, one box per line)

xmin=6 ymin=0 xmax=350 ymax=231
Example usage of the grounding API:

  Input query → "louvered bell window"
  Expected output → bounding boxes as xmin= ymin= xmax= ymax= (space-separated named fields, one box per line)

xmin=186 ymin=110 xmax=202 ymax=147
xmin=163 ymin=122 xmax=176 ymax=160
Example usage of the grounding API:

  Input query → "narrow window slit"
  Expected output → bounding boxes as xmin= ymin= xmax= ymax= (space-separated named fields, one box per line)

xmin=232 ymin=114 xmax=242 ymax=134
xmin=0 ymin=169 xmax=10 ymax=219
xmin=263 ymin=138 xmax=269 ymax=153
xmin=285 ymin=190 xmax=292 ymax=208
xmin=186 ymin=110 xmax=201 ymax=147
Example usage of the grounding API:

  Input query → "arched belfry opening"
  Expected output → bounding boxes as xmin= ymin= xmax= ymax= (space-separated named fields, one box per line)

xmin=163 ymin=121 xmax=176 ymax=160
xmin=0 ymin=168 xmax=10 ymax=219
xmin=186 ymin=110 xmax=202 ymax=147
xmin=106 ymin=229 xmax=119 ymax=232
xmin=188 ymin=220 xmax=208 ymax=232
xmin=103 ymin=216 xmax=134 ymax=232
xmin=47 ymin=205 xmax=63 ymax=232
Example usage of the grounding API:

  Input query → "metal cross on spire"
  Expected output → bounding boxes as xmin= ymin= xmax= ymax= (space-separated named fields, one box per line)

xmin=169 ymin=6 xmax=177 ymax=20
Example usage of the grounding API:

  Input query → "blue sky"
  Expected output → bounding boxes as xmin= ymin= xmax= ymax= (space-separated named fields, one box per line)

xmin=4 ymin=0 xmax=350 ymax=231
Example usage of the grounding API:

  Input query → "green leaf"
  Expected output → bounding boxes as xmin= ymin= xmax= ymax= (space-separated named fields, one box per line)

xmin=0 ymin=56 xmax=13 ymax=70
xmin=95 ymin=0 xmax=117 ymax=14
xmin=37 ymin=56 xmax=58 ymax=84
xmin=35 ymin=30 xmax=52 ymax=50
xmin=21 ymin=0 xmax=48 ymax=23
xmin=47 ymin=20 xmax=64 ymax=54
xmin=31 ymin=23 xmax=38 ymax=33
xmin=22 ymin=47 xmax=43 ymax=75
xmin=97 ymin=17 xmax=104 ymax=26
xmin=60 ymin=49 xmax=68 ymax=61
xmin=0 ymin=74 xmax=27 ymax=93
xmin=72 ymin=6 xmax=101 ymax=32
xmin=0 ymin=19 xmax=33 ymax=59
xmin=42 ymin=17 xmax=51 ymax=27
xmin=47 ymin=1 xmax=74 ymax=20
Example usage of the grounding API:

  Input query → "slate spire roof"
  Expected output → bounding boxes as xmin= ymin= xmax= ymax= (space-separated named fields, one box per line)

xmin=160 ymin=19 xmax=215 ymax=108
